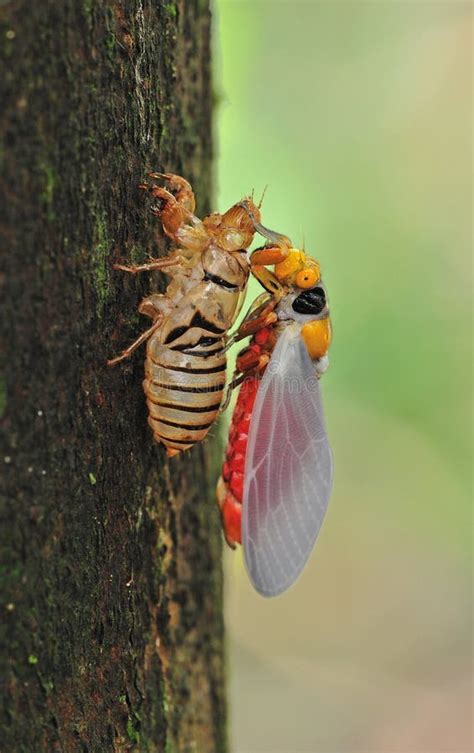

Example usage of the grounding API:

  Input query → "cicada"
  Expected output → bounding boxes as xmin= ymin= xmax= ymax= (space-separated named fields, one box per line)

xmin=217 ymin=219 xmax=333 ymax=597
xmin=108 ymin=174 xmax=286 ymax=456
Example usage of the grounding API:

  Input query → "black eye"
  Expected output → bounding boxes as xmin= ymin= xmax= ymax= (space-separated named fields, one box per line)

xmin=292 ymin=286 xmax=326 ymax=315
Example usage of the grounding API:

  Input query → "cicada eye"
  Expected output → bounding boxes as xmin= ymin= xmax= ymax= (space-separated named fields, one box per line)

xmin=292 ymin=286 xmax=326 ymax=315
xmin=295 ymin=268 xmax=318 ymax=289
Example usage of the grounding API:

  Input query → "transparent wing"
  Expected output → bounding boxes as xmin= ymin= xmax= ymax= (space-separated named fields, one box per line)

xmin=242 ymin=325 xmax=333 ymax=597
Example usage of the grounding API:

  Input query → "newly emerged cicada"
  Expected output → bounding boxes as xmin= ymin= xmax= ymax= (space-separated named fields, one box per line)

xmin=108 ymin=174 xmax=288 ymax=455
xmin=217 ymin=217 xmax=333 ymax=597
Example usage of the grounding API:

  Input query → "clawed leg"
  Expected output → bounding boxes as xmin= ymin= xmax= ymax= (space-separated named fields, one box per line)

xmin=221 ymin=300 xmax=277 ymax=411
xmin=107 ymin=316 xmax=163 ymax=367
xmin=147 ymin=173 xmax=195 ymax=213
xmin=249 ymin=245 xmax=291 ymax=296
xmin=238 ymin=202 xmax=297 ymax=293
xmin=238 ymin=306 xmax=278 ymax=338
xmin=138 ymin=293 xmax=167 ymax=319
xmin=223 ymin=300 xmax=278 ymax=354
xmin=139 ymin=172 xmax=198 ymax=240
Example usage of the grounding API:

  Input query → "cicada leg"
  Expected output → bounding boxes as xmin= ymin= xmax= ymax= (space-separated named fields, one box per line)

xmin=249 ymin=247 xmax=288 ymax=298
xmin=139 ymin=173 xmax=207 ymax=248
xmin=223 ymin=298 xmax=278 ymax=355
xmin=220 ymin=305 xmax=276 ymax=412
xmin=220 ymin=373 xmax=246 ymax=413
xmin=147 ymin=172 xmax=196 ymax=213
xmin=250 ymin=245 xmax=289 ymax=266
xmin=107 ymin=315 xmax=163 ymax=367
xmin=113 ymin=254 xmax=186 ymax=275
xmin=237 ymin=305 xmax=278 ymax=338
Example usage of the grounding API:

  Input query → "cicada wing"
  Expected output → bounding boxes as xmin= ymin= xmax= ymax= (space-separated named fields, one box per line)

xmin=242 ymin=325 xmax=333 ymax=597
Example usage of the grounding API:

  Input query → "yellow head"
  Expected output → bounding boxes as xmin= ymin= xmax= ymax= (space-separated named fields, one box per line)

xmin=274 ymin=249 xmax=321 ymax=290
xmin=275 ymin=250 xmax=331 ymax=361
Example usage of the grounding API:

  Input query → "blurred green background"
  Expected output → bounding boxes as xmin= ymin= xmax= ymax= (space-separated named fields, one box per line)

xmin=212 ymin=2 xmax=472 ymax=752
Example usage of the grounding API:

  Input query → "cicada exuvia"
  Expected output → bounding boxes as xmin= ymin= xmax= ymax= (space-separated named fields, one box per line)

xmin=108 ymin=174 xmax=288 ymax=456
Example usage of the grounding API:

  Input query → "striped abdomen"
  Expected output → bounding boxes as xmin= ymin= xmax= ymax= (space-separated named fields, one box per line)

xmin=144 ymin=335 xmax=226 ymax=454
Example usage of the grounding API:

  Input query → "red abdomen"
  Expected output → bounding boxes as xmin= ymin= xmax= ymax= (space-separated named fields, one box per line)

xmin=216 ymin=375 xmax=260 ymax=547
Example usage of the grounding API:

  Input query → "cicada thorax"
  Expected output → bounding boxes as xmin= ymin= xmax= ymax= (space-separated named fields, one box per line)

xmin=144 ymin=244 xmax=251 ymax=455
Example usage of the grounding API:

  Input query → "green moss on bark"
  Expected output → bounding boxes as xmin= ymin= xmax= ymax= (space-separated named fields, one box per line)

xmin=91 ymin=208 xmax=112 ymax=314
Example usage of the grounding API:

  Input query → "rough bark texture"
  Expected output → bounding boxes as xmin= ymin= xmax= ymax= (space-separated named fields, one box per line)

xmin=0 ymin=2 xmax=226 ymax=752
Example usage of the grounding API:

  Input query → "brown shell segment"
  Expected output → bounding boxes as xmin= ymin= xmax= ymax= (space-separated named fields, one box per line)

xmin=144 ymin=339 xmax=226 ymax=451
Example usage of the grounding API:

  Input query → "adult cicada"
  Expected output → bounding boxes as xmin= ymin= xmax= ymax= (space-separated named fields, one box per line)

xmin=217 ymin=217 xmax=333 ymax=596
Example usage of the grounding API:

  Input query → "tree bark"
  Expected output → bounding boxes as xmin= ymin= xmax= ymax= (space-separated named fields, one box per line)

xmin=0 ymin=2 xmax=226 ymax=752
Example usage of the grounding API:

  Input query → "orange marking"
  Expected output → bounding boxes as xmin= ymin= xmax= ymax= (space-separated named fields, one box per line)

xmin=301 ymin=318 xmax=332 ymax=360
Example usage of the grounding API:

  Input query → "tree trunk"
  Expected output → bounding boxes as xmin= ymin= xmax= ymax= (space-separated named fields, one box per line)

xmin=0 ymin=2 xmax=226 ymax=752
